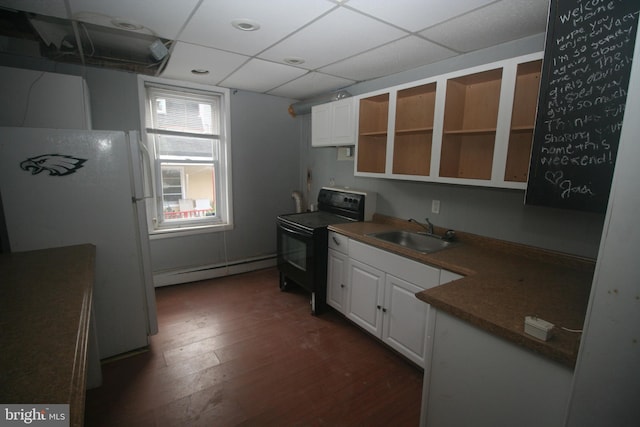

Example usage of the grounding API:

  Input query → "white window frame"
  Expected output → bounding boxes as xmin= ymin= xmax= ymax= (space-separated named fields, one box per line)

xmin=138 ymin=75 xmax=233 ymax=238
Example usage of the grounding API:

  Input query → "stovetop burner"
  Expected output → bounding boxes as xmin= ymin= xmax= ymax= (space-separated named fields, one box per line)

xmin=277 ymin=211 xmax=355 ymax=231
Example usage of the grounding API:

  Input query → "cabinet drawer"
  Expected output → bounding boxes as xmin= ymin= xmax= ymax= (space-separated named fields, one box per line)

xmin=328 ymin=231 xmax=348 ymax=254
xmin=349 ymin=239 xmax=440 ymax=289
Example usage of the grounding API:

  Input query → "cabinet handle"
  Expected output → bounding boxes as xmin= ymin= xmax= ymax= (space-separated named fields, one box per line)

xmin=377 ymin=305 xmax=381 ymax=310
xmin=340 ymin=284 xmax=345 ymax=288
xmin=382 ymin=307 xmax=387 ymax=313
xmin=332 ymin=236 xmax=340 ymax=245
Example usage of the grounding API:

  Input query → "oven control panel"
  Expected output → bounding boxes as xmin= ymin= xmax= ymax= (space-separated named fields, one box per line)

xmin=318 ymin=189 xmax=363 ymax=210
xmin=317 ymin=188 xmax=367 ymax=220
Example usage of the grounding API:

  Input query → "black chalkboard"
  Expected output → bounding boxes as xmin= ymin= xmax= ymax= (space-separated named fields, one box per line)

xmin=526 ymin=0 xmax=640 ymax=213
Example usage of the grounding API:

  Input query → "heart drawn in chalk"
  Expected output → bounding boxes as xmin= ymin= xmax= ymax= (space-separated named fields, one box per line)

xmin=545 ymin=170 xmax=563 ymax=185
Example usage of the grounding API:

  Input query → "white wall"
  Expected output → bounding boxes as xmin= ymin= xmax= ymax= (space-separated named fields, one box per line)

xmin=0 ymin=65 xmax=91 ymax=129
xmin=564 ymin=30 xmax=640 ymax=427
xmin=150 ymin=89 xmax=301 ymax=275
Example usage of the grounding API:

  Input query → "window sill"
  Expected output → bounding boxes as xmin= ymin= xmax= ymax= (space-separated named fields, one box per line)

xmin=149 ymin=222 xmax=233 ymax=240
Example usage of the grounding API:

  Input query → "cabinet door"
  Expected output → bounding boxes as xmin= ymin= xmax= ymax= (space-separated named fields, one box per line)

xmin=311 ymin=103 xmax=332 ymax=146
xmin=327 ymin=248 xmax=348 ymax=313
xmin=331 ymin=98 xmax=355 ymax=145
xmin=311 ymin=99 xmax=355 ymax=147
xmin=347 ymin=259 xmax=384 ymax=336
xmin=383 ymin=274 xmax=430 ymax=367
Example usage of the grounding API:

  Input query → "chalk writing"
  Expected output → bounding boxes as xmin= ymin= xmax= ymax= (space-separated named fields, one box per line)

xmin=527 ymin=0 xmax=639 ymax=212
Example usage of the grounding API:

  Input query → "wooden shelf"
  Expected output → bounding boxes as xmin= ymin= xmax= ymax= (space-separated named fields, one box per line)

xmin=358 ymin=94 xmax=389 ymax=135
xmin=392 ymin=82 xmax=437 ymax=176
xmin=357 ymin=136 xmax=387 ymax=173
xmin=443 ymin=128 xmax=497 ymax=135
xmin=439 ymin=134 xmax=495 ymax=180
xmin=396 ymin=127 xmax=434 ymax=135
xmin=357 ymin=93 xmax=390 ymax=174
xmin=505 ymin=59 xmax=542 ymax=182
xmin=440 ymin=68 xmax=502 ymax=180
xmin=393 ymin=133 xmax=432 ymax=176
xmin=510 ymin=125 xmax=535 ymax=132
xmin=360 ymin=130 xmax=388 ymax=137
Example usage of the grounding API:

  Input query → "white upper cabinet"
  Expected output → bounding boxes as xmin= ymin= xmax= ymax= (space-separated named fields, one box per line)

xmin=311 ymin=97 xmax=356 ymax=146
xmin=354 ymin=52 xmax=543 ymax=190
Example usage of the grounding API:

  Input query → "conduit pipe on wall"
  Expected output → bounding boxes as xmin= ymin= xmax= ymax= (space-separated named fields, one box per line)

xmin=291 ymin=191 xmax=303 ymax=213
xmin=288 ymin=90 xmax=351 ymax=117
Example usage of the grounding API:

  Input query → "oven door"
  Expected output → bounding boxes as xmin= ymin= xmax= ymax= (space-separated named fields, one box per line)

xmin=276 ymin=219 xmax=315 ymax=293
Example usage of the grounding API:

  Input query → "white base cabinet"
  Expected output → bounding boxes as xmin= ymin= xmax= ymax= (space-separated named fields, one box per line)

xmin=382 ymin=274 xmax=432 ymax=365
xmin=420 ymin=310 xmax=573 ymax=427
xmin=347 ymin=258 xmax=385 ymax=336
xmin=327 ymin=231 xmax=350 ymax=312
xmin=327 ymin=248 xmax=349 ymax=313
xmin=327 ymin=231 xmax=461 ymax=367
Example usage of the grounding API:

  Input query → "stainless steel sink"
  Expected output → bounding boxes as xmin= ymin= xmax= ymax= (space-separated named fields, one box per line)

xmin=367 ymin=230 xmax=456 ymax=254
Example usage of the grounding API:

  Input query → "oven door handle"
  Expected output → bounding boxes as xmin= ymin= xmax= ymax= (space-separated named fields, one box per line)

xmin=279 ymin=224 xmax=310 ymax=239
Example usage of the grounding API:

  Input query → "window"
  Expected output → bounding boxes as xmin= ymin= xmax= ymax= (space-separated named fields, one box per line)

xmin=140 ymin=78 xmax=232 ymax=235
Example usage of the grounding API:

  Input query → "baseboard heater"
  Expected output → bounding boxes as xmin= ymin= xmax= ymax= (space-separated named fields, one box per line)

xmin=153 ymin=254 xmax=277 ymax=287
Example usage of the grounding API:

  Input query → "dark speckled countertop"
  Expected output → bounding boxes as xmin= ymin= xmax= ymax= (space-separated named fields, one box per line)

xmin=0 ymin=244 xmax=95 ymax=427
xmin=328 ymin=214 xmax=595 ymax=368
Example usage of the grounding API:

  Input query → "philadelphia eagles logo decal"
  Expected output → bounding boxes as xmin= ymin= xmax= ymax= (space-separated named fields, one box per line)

xmin=20 ymin=154 xmax=88 ymax=176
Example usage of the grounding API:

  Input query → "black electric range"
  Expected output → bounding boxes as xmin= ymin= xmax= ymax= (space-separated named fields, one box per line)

xmin=276 ymin=188 xmax=369 ymax=314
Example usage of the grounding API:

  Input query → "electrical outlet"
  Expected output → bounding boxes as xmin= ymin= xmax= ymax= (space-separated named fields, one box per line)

xmin=337 ymin=147 xmax=354 ymax=161
xmin=524 ymin=316 xmax=554 ymax=341
xmin=432 ymin=200 xmax=440 ymax=214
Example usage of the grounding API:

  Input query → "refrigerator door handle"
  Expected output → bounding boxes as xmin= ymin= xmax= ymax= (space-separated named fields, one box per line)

xmin=137 ymin=138 xmax=155 ymax=200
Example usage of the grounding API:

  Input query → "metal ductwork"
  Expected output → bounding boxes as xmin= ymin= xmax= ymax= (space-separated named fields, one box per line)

xmin=288 ymin=90 xmax=351 ymax=117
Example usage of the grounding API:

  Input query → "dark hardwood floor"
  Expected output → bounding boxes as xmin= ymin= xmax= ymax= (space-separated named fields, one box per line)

xmin=84 ymin=267 xmax=423 ymax=426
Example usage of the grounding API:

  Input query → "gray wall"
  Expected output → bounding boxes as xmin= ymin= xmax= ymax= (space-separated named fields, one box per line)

xmin=299 ymin=34 xmax=605 ymax=258
xmin=0 ymin=54 xmax=301 ymax=273
xmin=150 ymin=89 xmax=301 ymax=272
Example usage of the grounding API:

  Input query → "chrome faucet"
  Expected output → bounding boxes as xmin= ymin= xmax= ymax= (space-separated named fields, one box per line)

xmin=408 ymin=218 xmax=434 ymax=235
xmin=425 ymin=218 xmax=434 ymax=234
xmin=408 ymin=217 xmax=456 ymax=241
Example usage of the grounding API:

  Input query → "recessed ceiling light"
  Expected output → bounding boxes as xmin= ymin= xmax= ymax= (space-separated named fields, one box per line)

xmin=284 ymin=57 xmax=305 ymax=65
xmin=110 ymin=18 xmax=145 ymax=31
xmin=231 ymin=19 xmax=260 ymax=32
xmin=191 ymin=69 xmax=210 ymax=75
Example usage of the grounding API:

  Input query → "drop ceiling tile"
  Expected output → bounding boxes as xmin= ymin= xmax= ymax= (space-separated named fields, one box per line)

xmin=346 ymin=0 xmax=495 ymax=32
xmin=161 ymin=42 xmax=249 ymax=86
xmin=268 ymin=72 xmax=355 ymax=100
xmin=420 ymin=0 xmax=550 ymax=52
xmin=179 ymin=0 xmax=335 ymax=56
xmin=321 ymin=36 xmax=457 ymax=81
xmin=220 ymin=58 xmax=308 ymax=94
xmin=67 ymin=0 xmax=200 ymax=39
xmin=0 ymin=0 xmax=68 ymax=18
xmin=259 ymin=7 xmax=407 ymax=70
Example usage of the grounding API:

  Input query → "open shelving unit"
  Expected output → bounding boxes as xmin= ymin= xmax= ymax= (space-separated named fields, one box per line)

xmin=357 ymin=93 xmax=389 ymax=173
xmin=352 ymin=52 xmax=544 ymax=190
xmin=504 ymin=59 xmax=543 ymax=182
xmin=440 ymin=68 xmax=503 ymax=180
xmin=392 ymin=83 xmax=437 ymax=176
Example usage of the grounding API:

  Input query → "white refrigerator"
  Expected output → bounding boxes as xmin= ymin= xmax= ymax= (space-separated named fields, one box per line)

xmin=0 ymin=127 xmax=158 ymax=359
